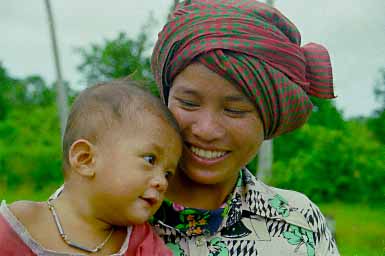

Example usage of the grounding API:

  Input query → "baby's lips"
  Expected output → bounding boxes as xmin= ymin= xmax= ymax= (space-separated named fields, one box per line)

xmin=140 ymin=193 xmax=160 ymax=206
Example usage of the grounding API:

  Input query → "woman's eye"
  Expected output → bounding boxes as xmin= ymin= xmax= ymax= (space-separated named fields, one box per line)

xmin=225 ymin=108 xmax=248 ymax=116
xmin=177 ymin=98 xmax=199 ymax=108
xmin=164 ymin=171 xmax=174 ymax=180
xmin=143 ymin=155 xmax=156 ymax=165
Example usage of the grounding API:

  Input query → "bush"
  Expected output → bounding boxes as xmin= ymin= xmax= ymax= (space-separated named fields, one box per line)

xmin=270 ymin=122 xmax=385 ymax=204
xmin=0 ymin=105 xmax=63 ymax=191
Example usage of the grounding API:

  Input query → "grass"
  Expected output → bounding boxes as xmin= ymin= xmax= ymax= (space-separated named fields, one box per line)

xmin=319 ymin=202 xmax=385 ymax=256
xmin=1 ymin=188 xmax=384 ymax=255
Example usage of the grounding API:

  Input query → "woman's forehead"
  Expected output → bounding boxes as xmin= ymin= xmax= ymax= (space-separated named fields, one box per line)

xmin=171 ymin=63 xmax=250 ymax=101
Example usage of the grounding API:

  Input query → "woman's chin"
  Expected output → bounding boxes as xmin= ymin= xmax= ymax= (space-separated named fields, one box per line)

xmin=181 ymin=166 xmax=228 ymax=185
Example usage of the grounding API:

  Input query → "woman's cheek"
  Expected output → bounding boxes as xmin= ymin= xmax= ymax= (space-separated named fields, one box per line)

xmin=170 ymin=107 xmax=193 ymax=130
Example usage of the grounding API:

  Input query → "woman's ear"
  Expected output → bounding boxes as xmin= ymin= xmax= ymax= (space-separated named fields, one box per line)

xmin=68 ymin=139 xmax=96 ymax=177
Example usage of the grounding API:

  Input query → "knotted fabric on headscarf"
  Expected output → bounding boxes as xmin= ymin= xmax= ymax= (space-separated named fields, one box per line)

xmin=151 ymin=0 xmax=335 ymax=138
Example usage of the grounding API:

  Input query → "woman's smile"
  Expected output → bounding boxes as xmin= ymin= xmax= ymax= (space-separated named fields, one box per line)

xmin=187 ymin=144 xmax=230 ymax=165
xmin=190 ymin=146 xmax=227 ymax=159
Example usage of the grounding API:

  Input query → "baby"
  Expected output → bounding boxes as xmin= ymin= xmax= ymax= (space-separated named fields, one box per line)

xmin=0 ymin=78 xmax=182 ymax=255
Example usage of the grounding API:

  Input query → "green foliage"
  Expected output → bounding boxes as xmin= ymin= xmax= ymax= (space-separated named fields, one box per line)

xmin=373 ymin=68 xmax=385 ymax=110
xmin=0 ymin=100 xmax=63 ymax=191
xmin=0 ymin=63 xmax=57 ymax=119
xmin=269 ymin=87 xmax=384 ymax=204
xmin=367 ymin=109 xmax=385 ymax=144
xmin=0 ymin=63 xmax=63 ymax=192
xmin=307 ymin=97 xmax=345 ymax=130
xmin=367 ymin=68 xmax=385 ymax=143
xmin=77 ymin=33 xmax=150 ymax=82
xmin=271 ymin=122 xmax=385 ymax=204
xmin=76 ymin=18 xmax=159 ymax=96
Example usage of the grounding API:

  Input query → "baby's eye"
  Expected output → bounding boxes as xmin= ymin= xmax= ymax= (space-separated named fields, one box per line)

xmin=143 ymin=155 xmax=156 ymax=165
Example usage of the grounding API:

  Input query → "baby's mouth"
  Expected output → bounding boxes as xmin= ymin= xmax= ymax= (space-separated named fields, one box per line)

xmin=140 ymin=196 xmax=158 ymax=206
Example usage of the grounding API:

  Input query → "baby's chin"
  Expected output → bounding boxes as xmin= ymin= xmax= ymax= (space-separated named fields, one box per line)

xmin=124 ymin=210 xmax=158 ymax=226
xmin=103 ymin=200 xmax=161 ymax=226
xmin=108 ymin=216 xmax=149 ymax=227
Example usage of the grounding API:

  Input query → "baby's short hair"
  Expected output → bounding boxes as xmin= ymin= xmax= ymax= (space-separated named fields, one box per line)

xmin=62 ymin=78 xmax=180 ymax=171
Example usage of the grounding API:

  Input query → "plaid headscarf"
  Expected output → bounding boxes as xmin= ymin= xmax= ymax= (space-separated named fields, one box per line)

xmin=151 ymin=0 xmax=335 ymax=139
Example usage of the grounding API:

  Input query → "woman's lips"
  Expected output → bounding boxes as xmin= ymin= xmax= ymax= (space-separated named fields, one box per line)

xmin=185 ymin=144 xmax=230 ymax=165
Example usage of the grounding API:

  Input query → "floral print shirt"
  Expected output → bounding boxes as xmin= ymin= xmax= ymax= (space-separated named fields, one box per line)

xmin=151 ymin=169 xmax=339 ymax=256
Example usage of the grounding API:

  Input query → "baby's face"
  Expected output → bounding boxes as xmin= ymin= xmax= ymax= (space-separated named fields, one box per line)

xmin=90 ymin=114 xmax=182 ymax=225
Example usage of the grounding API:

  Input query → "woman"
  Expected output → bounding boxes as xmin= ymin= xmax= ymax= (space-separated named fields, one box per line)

xmin=151 ymin=0 xmax=339 ymax=255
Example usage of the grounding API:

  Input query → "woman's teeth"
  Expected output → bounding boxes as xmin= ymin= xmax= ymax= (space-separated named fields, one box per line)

xmin=190 ymin=146 xmax=227 ymax=159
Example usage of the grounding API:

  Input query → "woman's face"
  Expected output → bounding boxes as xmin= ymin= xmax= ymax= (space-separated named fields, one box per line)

xmin=168 ymin=63 xmax=264 ymax=187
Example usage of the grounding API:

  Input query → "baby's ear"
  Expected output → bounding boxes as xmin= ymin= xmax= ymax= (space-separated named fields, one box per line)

xmin=68 ymin=139 xmax=96 ymax=177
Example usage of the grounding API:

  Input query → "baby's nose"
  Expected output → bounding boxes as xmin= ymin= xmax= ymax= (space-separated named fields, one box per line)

xmin=150 ymin=174 xmax=168 ymax=193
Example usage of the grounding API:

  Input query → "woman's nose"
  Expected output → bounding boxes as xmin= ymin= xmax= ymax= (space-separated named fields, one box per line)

xmin=191 ymin=111 xmax=225 ymax=141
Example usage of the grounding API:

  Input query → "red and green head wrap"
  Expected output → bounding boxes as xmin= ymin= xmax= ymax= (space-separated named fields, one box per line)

xmin=151 ymin=0 xmax=335 ymax=139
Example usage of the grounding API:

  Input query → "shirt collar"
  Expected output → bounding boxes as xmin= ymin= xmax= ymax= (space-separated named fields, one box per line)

xmin=239 ymin=168 xmax=315 ymax=232
xmin=153 ymin=168 xmax=316 ymax=236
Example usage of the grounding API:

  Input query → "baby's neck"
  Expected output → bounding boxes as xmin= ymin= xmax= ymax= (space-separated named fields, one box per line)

xmin=166 ymin=171 xmax=238 ymax=210
xmin=54 ymin=190 xmax=113 ymax=234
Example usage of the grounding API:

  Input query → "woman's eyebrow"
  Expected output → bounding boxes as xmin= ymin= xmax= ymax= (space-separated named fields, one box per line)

xmin=175 ymin=88 xmax=200 ymax=97
xmin=224 ymin=95 xmax=251 ymax=103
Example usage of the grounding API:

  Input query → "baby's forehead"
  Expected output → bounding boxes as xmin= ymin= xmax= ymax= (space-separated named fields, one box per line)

xmin=110 ymin=110 xmax=182 ymax=150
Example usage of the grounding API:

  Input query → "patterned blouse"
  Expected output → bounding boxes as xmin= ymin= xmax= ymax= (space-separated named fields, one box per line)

xmin=151 ymin=169 xmax=339 ymax=256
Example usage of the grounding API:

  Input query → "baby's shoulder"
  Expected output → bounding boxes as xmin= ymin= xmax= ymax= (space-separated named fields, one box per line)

xmin=9 ymin=200 xmax=48 ymax=228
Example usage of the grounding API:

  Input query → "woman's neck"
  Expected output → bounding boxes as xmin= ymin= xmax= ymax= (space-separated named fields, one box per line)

xmin=165 ymin=170 xmax=239 ymax=210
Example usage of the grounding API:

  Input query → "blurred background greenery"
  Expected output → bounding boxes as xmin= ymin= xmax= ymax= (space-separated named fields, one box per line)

xmin=1 ymin=20 xmax=384 ymax=255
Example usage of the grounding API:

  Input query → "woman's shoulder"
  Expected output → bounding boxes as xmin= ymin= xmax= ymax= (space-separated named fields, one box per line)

xmin=243 ymin=170 xmax=328 ymax=232
xmin=269 ymin=186 xmax=319 ymax=210
xmin=259 ymin=182 xmax=325 ymax=222
xmin=247 ymin=178 xmax=338 ymax=254
xmin=243 ymin=169 xmax=320 ymax=212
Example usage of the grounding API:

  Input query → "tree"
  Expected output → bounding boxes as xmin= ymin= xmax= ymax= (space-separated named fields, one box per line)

xmin=373 ymin=68 xmax=385 ymax=110
xmin=77 ymin=33 xmax=150 ymax=81
xmin=0 ymin=64 xmax=62 ymax=191
xmin=0 ymin=63 xmax=15 ymax=120
xmin=76 ymin=16 xmax=157 ymax=94
xmin=307 ymin=97 xmax=345 ymax=130
xmin=271 ymin=122 xmax=385 ymax=204
xmin=367 ymin=68 xmax=385 ymax=144
xmin=0 ymin=63 xmax=56 ymax=119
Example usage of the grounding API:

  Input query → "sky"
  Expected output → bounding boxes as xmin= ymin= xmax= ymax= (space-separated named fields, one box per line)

xmin=1 ymin=0 xmax=384 ymax=118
